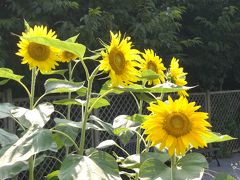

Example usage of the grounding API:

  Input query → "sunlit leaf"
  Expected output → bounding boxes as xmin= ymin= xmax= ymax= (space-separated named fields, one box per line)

xmin=44 ymin=78 xmax=85 ymax=94
xmin=24 ymin=36 xmax=86 ymax=59
xmin=11 ymin=103 xmax=54 ymax=128
xmin=0 ymin=68 xmax=23 ymax=82
xmin=121 ymin=152 xmax=169 ymax=171
xmin=0 ymin=127 xmax=56 ymax=179
xmin=89 ymin=115 xmax=114 ymax=135
xmin=140 ymin=69 xmax=160 ymax=80
xmin=112 ymin=115 xmax=139 ymax=145
xmin=59 ymin=151 xmax=121 ymax=180
xmin=96 ymin=140 xmax=117 ymax=149
xmin=204 ymin=132 xmax=236 ymax=143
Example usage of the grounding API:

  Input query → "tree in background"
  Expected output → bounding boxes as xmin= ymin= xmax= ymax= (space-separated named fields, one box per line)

xmin=0 ymin=0 xmax=240 ymax=94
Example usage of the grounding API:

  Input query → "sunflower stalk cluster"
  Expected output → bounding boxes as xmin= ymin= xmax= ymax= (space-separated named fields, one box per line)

xmin=0 ymin=22 xmax=236 ymax=180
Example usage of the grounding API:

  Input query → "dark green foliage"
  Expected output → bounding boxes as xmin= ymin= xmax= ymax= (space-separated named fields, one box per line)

xmin=1 ymin=0 xmax=240 ymax=93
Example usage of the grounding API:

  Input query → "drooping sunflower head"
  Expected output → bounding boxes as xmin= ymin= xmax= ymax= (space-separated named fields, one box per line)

xmin=16 ymin=25 xmax=59 ymax=73
xmin=99 ymin=31 xmax=141 ymax=87
xmin=142 ymin=96 xmax=212 ymax=156
xmin=59 ymin=50 xmax=78 ymax=63
xmin=168 ymin=57 xmax=188 ymax=96
xmin=140 ymin=49 xmax=166 ymax=85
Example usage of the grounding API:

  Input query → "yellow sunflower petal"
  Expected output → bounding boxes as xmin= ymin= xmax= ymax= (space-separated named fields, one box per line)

xmin=16 ymin=25 xmax=59 ymax=73
xmin=99 ymin=31 xmax=141 ymax=87
xmin=142 ymin=96 xmax=212 ymax=156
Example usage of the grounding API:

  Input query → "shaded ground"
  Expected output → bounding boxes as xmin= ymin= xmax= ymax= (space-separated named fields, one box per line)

xmin=203 ymin=153 xmax=240 ymax=180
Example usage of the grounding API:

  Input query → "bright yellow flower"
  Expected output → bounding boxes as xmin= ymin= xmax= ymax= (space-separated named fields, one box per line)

xmin=59 ymin=50 xmax=78 ymax=63
xmin=142 ymin=96 xmax=212 ymax=156
xmin=16 ymin=25 xmax=59 ymax=73
xmin=140 ymin=49 xmax=166 ymax=85
xmin=169 ymin=57 xmax=188 ymax=96
xmin=99 ymin=31 xmax=141 ymax=87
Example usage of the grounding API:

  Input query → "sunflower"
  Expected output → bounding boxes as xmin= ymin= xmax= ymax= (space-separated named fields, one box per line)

xmin=142 ymin=96 xmax=212 ymax=156
xmin=16 ymin=25 xmax=59 ymax=73
xmin=168 ymin=57 xmax=188 ymax=96
xmin=99 ymin=31 xmax=141 ymax=87
xmin=140 ymin=49 xmax=166 ymax=85
xmin=59 ymin=50 xmax=78 ymax=63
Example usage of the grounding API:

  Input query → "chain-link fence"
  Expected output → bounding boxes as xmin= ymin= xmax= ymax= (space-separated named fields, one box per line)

xmin=0 ymin=89 xmax=240 ymax=179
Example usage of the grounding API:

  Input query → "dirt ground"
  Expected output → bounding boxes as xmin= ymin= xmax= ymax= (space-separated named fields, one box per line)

xmin=203 ymin=153 xmax=240 ymax=180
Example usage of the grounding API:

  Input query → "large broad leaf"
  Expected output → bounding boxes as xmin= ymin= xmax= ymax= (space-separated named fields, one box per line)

xmin=11 ymin=103 xmax=54 ymax=128
xmin=0 ymin=127 xmax=56 ymax=179
xmin=139 ymin=158 xmax=171 ymax=180
xmin=139 ymin=153 xmax=207 ymax=180
xmin=174 ymin=153 xmax=208 ymax=180
xmin=0 ymin=129 xmax=19 ymax=147
xmin=44 ymin=78 xmax=85 ymax=94
xmin=120 ymin=152 xmax=170 ymax=171
xmin=112 ymin=115 xmax=139 ymax=145
xmin=0 ymin=103 xmax=16 ymax=119
xmin=0 ymin=68 xmax=23 ymax=82
xmin=204 ymin=132 xmax=236 ymax=143
xmin=24 ymin=36 xmax=86 ymax=59
xmin=58 ymin=151 xmax=121 ymax=180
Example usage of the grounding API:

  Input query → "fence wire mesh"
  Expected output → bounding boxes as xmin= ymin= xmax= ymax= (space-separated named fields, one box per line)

xmin=0 ymin=90 xmax=239 ymax=179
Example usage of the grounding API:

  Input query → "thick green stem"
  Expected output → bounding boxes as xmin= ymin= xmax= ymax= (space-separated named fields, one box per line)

xmin=79 ymin=66 xmax=99 ymax=155
xmin=171 ymin=154 xmax=176 ymax=180
xmin=67 ymin=62 xmax=72 ymax=120
xmin=29 ymin=68 xmax=37 ymax=180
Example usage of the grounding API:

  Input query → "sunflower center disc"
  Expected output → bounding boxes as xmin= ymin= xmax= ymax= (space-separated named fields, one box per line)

xmin=109 ymin=49 xmax=125 ymax=75
xmin=28 ymin=42 xmax=50 ymax=61
xmin=147 ymin=61 xmax=157 ymax=72
xmin=165 ymin=113 xmax=192 ymax=137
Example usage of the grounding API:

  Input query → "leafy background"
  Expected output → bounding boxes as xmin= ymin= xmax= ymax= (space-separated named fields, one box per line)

xmin=1 ymin=0 xmax=240 ymax=96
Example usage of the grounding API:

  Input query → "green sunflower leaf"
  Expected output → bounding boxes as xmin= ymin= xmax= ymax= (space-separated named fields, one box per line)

xmin=24 ymin=36 xmax=86 ymax=59
xmin=53 ymin=97 xmax=109 ymax=109
xmin=0 ymin=127 xmax=56 ymax=179
xmin=0 ymin=68 xmax=23 ymax=82
xmin=114 ymin=82 xmax=192 ymax=93
xmin=140 ymin=69 xmax=160 ymax=80
xmin=58 ymin=151 xmax=121 ymax=180
xmin=44 ymin=78 xmax=85 ymax=94
xmin=204 ymin=132 xmax=236 ymax=143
